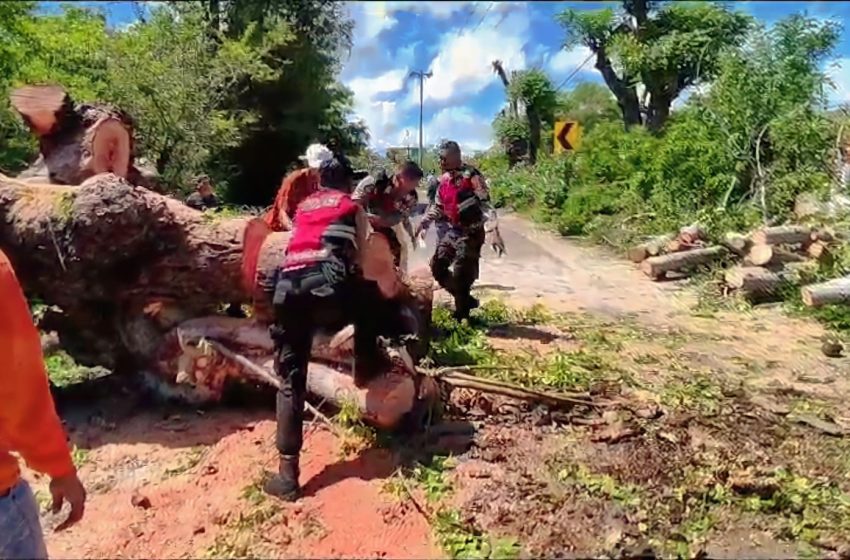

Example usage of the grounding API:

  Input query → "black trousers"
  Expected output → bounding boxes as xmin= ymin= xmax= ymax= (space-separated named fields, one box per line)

xmin=430 ymin=225 xmax=485 ymax=313
xmin=269 ymin=270 xmax=401 ymax=456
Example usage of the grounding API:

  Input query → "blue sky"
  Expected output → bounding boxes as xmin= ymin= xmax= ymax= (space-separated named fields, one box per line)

xmin=38 ymin=1 xmax=850 ymax=152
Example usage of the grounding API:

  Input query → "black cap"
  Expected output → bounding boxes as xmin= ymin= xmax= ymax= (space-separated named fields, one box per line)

xmin=318 ymin=157 xmax=352 ymax=190
xmin=439 ymin=140 xmax=460 ymax=156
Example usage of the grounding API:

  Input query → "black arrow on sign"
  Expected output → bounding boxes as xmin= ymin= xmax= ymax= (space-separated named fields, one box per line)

xmin=557 ymin=122 xmax=574 ymax=151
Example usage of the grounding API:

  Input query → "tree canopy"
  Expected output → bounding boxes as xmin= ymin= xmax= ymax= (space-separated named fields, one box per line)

xmin=0 ymin=1 xmax=367 ymax=202
xmin=557 ymin=0 xmax=752 ymax=131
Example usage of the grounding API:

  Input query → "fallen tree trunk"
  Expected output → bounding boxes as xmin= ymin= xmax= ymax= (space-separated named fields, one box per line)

xmin=627 ymin=234 xmax=675 ymax=263
xmin=725 ymin=266 xmax=782 ymax=302
xmin=801 ymin=278 xmax=850 ymax=308
xmin=0 ymin=172 xmax=432 ymax=373
xmin=641 ymin=246 xmax=727 ymax=280
xmin=751 ymin=225 xmax=812 ymax=246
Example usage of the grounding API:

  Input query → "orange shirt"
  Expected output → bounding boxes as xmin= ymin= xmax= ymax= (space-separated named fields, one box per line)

xmin=0 ymin=250 xmax=75 ymax=493
xmin=263 ymin=168 xmax=320 ymax=231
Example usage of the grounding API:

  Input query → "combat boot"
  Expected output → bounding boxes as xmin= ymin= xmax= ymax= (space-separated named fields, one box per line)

xmin=263 ymin=454 xmax=300 ymax=501
xmin=453 ymin=294 xmax=479 ymax=321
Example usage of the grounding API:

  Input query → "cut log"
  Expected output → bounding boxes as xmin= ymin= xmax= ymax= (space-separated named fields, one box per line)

xmin=640 ymin=246 xmax=727 ymax=280
xmin=11 ymin=85 xmax=137 ymax=186
xmin=722 ymin=232 xmax=751 ymax=256
xmin=746 ymin=244 xmax=806 ymax=267
xmin=678 ymin=224 xmax=706 ymax=245
xmin=811 ymin=229 xmax=834 ymax=243
xmin=751 ymin=225 xmax=812 ymax=246
xmin=724 ymin=266 xmax=782 ymax=302
xmin=806 ymin=241 xmax=832 ymax=262
xmin=0 ymin=172 xmax=432 ymax=374
xmin=801 ymin=279 xmax=850 ymax=307
xmin=626 ymin=234 xmax=675 ymax=263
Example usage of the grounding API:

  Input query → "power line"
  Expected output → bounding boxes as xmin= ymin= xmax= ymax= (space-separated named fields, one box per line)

xmin=470 ymin=2 xmax=495 ymax=33
xmin=554 ymin=51 xmax=595 ymax=92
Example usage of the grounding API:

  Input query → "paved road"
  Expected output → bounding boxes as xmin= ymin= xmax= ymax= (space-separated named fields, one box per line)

xmin=405 ymin=200 xmax=676 ymax=318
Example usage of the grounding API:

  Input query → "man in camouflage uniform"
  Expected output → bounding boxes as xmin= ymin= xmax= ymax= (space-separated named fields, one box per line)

xmin=352 ymin=161 xmax=423 ymax=269
xmin=415 ymin=141 xmax=503 ymax=320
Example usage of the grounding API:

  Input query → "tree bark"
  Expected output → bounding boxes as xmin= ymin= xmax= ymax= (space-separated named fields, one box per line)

xmin=0 ymin=173 xmax=432 ymax=375
xmin=724 ymin=266 xmax=782 ymax=302
xmin=801 ymin=279 xmax=850 ymax=308
xmin=594 ymin=48 xmax=642 ymax=128
xmin=751 ymin=225 xmax=812 ymax=246
xmin=640 ymin=246 xmax=727 ymax=280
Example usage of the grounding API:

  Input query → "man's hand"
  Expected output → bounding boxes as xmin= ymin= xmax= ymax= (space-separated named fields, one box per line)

xmin=50 ymin=473 xmax=86 ymax=531
xmin=487 ymin=227 xmax=506 ymax=257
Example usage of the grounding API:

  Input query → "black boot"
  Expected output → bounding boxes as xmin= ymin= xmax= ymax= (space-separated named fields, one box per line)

xmin=453 ymin=294 xmax=479 ymax=321
xmin=264 ymin=454 xmax=300 ymax=501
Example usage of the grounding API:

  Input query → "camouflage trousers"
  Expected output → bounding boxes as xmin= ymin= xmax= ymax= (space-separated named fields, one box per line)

xmin=429 ymin=225 xmax=485 ymax=318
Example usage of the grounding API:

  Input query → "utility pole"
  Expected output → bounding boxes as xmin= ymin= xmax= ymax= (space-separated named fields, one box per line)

xmin=409 ymin=70 xmax=432 ymax=167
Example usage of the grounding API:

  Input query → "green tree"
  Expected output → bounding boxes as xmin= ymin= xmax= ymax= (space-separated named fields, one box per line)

xmin=195 ymin=0 xmax=364 ymax=205
xmin=105 ymin=3 xmax=280 ymax=189
xmin=557 ymin=0 xmax=751 ymax=131
xmin=507 ymin=69 xmax=558 ymax=164
xmin=555 ymin=82 xmax=620 ymax=132
xmin=700 ymin=14 xmax=841 ymax=220
xmin=0 ymin=1 xmax=37 ymax=172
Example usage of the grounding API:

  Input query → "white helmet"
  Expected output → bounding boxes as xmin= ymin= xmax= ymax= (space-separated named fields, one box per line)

xmin=299 ymin=143 xmax=333 ymax=169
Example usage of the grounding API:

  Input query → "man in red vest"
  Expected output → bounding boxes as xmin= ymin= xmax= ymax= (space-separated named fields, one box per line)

xmin=415 ymin=140 xmax=504 ymax=320
xmin=263 ymin=156 xmax=404 ymax=502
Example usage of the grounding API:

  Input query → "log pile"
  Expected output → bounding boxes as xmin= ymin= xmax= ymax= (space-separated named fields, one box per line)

xmin=627 ymin=223 xmax=839 ymax=304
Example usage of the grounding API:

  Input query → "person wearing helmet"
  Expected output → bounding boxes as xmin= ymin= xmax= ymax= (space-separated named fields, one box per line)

xmin=415 ymin=140 xmax=504 ymax=320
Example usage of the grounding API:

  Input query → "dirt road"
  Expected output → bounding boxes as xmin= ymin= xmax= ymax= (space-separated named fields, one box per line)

xmin=34 ymin=212 xmax=850 ymax=559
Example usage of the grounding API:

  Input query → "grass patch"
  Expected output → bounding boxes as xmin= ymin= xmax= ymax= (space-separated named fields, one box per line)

xmin=557 ymin=463 xmax=642 ymax=508
xmin=45 ymin=351 xmax=108 ymax=387
xmin=386 ymin=456 xmax=521 ymax=559
xmin=334 ymin=398 xmax=377 ymax=457
xmin=738 ymin=468 xmax=850 ymax=546
xmin=659 ymin=373 xmax=728 ymax=415
xmin=71 ymin=445 xmax=90 ymax=467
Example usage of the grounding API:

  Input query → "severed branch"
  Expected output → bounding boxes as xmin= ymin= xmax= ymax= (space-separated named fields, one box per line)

xmin=422 ymin=366 xmax=614 ymax=409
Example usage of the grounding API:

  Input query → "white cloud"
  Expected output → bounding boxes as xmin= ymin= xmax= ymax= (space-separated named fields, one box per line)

xmin=423 ymin=106 xmax=493 ymax=151
xmin=384 ymin=1 xmax=471 ymax=19
xmin=347 ymin=69 xmax=410 ymax=146
xmin=547 ymin=46 xmax=594 ymax=76
xmin=404 ymin=4 xmax=530 ymax=109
